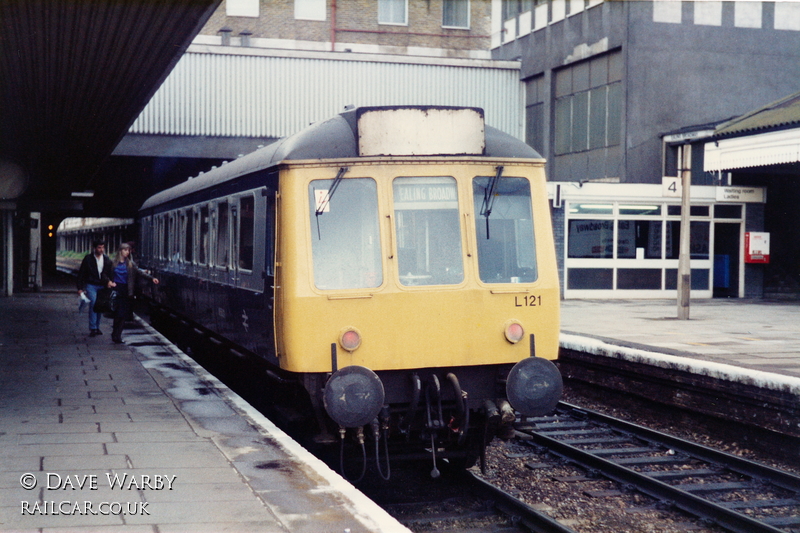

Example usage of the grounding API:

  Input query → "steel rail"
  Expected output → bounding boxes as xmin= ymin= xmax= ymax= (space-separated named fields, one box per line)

xmin=467 ymin=471 xmax=578 ymax=533
xmin=556 ymin=402 xmax=800 ymax=493
xmin=515 ymin=402 xmax=800 ymax=533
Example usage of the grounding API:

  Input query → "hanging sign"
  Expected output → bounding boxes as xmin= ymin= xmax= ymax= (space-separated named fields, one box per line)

xmin=716 ymin=187 xmax=765 ymax=203
xmin=744 ymin=232 xmax=770 ymax=263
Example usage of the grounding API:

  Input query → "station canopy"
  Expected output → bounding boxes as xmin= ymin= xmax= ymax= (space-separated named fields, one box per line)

xmin=704 ymin=91 xmax=800 ymax=172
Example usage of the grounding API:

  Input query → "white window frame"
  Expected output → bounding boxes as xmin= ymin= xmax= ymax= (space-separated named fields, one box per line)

xmin=378 ymin=0 xmax=408 ymax=25
xmin=561 ymin=199 xmax=735 ymax=299
xmin=442 ymin=0 xmax=470 ymax=29
xmin=226 ymin=0 xmax=259 ymax=18
xmin=295 ymin=0 xmax=326 ymax=21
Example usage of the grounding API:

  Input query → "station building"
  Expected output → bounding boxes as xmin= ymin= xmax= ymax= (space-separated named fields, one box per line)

xmin=25 ymin=0 xmax=800 ymax=302
xmin=115 ymin=0 xmax=524 ymax=161
xmin=40 ymin=0 xmax=523 ymax=295
xmin=492 ymin=0 xmax=800 ymax=299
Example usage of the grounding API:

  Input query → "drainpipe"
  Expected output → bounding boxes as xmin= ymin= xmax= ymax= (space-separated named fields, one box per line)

xmin=330 ymin=0 xmax=337 ymax=52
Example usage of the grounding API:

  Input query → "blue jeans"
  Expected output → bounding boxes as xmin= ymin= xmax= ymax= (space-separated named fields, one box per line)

xmin=84 ymin=283 xmax=104 ymax=331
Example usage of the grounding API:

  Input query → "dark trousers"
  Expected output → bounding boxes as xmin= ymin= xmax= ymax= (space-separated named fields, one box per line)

xmin=111 ymin=285 xmax=130 ymax=342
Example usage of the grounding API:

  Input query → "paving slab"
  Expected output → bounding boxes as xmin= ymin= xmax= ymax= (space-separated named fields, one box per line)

xmin=0 ymin=293 xmax=409 ymax=533
xmin=561 ymin=298 xmax=800 ymax=378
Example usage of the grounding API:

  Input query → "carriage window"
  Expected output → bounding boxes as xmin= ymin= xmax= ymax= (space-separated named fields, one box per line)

xmin=198 ymin=206 xmax=209 ymax=265
xmin=170 ymin=214 xmax=179 ymax=261
xmin=162 ymin=216 xmax=170 ymax=260
xmin=393 ymin=177 xmax=463 ymax=286
xmin=184 ymin=210 xmax=194 ymax=263
xmin=309 ymin=178 xmax=382 ymax=290
xmin=216 ymin=202 xmax=229 ymax=268
xmin=239 ymin=195 xmax=254 ymax=271
xmin=473 ymin=176 xmax=537 ymax=283
xmin=154 ymin=217 xmax=161 ymax=259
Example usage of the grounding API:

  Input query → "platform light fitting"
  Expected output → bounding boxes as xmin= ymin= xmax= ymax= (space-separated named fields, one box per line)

xmin=71 ymin=191 xmax=94 ymax=198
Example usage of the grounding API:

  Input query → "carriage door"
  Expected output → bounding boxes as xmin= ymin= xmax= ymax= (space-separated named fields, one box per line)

xmin=230 ymin=203 xmax=240 ymax=288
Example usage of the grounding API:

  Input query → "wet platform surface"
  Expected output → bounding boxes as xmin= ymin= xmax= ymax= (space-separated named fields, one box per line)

xmin=561 ymin=298 xmax=800 ymax=379
xmin=0 ymin=292 xmax=409 ymax=533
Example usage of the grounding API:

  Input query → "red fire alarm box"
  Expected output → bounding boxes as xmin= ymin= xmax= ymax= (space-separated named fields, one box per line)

xmin=745 ymin=232 xmax=770 ymax=263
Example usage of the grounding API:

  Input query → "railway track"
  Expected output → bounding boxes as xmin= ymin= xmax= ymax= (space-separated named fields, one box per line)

xmin=512 ymin=402 xmax=800 ymax=533
xmin=141 ymin=307 xmax=800 ymax=532
xmin=362 ymin=463 xmax=577 ymax=533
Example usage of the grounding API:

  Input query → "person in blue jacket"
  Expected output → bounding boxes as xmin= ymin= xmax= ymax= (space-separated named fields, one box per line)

xmin=106 ymin=243 xmax=159 ymax=344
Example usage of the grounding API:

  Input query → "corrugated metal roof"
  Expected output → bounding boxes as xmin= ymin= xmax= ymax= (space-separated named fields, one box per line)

xmin=129 ymin=49 xmax=525 ymax=140
xmin=715 ymin=91 xmax=800 ymax=138
xmin=0 ymin=0 xmax=220 ymax=206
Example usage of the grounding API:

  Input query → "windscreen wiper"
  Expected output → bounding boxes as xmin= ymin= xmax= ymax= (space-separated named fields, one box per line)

xmin=480 ymin=166 xmax=503 ymax=239
xmin=315 ymin=166 xmax=348 ymax=239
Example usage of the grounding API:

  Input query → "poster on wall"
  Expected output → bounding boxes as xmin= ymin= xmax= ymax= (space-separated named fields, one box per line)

xmin=744 ymin=232 xmax=770 ymax=263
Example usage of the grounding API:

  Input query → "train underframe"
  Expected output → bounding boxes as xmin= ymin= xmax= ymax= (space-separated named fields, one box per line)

xmin=301 ymin=364 xmax=519 ymax=480
xmin=147 ymin=301 xmax=525 ymax=480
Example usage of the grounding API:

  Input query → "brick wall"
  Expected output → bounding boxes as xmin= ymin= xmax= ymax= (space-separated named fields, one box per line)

xmin=200 ymin=0 xmax=491 ymax=52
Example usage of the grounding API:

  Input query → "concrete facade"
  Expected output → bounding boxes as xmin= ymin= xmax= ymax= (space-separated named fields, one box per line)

xmin=494 ymin=0 xmax=800 ymax=186
xmin=493 ymin=0 xmax=800 ymax=299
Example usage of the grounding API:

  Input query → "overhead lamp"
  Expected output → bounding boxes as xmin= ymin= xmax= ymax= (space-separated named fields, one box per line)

xmin=71 ymin=191 xmax=94 ymax=198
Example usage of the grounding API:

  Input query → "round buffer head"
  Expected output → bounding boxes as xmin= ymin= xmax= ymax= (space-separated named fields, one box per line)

xmin=323 ymin=365 xmax=385 ymax=428
xmin=506 ymin=357 xmax=563 ymax=417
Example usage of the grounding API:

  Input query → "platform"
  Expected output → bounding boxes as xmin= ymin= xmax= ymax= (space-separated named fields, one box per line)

xmin=560 ymin=298 xmax=800 ymax=389
xmin=0 ymin=292 xmax=410 ymax=532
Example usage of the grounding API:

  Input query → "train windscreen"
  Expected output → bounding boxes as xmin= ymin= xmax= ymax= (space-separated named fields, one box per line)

xmin=309 ymin=178 xmax=382 ymax=290
xmin=472 ymin=176 xmax=537 ymax=284
xmin=392 ymin=177 xmax=464 ymax=286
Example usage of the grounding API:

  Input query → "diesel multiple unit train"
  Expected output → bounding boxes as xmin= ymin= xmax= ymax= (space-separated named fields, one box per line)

xmin=136 ymin=106 xmax=562 ymax=477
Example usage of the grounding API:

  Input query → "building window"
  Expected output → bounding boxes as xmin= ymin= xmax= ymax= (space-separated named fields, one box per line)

xmin=526 ymin=103 xmax=544 ymax=153
xmin=502 ymin=0 xmax=532 ymax=22
xmin=379 ymin=0 xmax=407 ymax=25
xmin=563 ymin=200 xmax=724 ymax=296
xmin=443 ymin=0 xmax=469 ymax=28
xmin=617 ymin=220 xmax=662 ymax=259
xmin=295 ymin=0 xmax=326 ymax=21
xmin=567 ymin=219 xmax=613 ymax=258
xmin=555 ymin=82 xmax=621 ymax=155
xmin=525 ymin=75 xmax=545 ymax=153
xmin=226 ymin=0 xmax=259 ymax=18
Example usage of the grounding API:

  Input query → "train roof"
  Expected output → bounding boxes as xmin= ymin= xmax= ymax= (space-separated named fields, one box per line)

xmin=140 ymin=106 xmax=542 ymax=211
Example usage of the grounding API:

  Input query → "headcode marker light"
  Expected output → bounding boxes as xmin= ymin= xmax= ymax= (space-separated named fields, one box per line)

xmin=339 ymin=328 xmax=361 ymax=352
xmin=504 ymin=321 xmax=524 ymax=344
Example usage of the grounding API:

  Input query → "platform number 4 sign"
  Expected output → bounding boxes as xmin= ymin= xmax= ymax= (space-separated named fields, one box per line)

xmin=662 ymin=177 xmax=681 ymax=198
